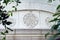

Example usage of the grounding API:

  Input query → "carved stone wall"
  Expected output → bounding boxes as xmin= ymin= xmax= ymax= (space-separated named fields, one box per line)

xmin=0 ymin=10 xmax=53 ymax=40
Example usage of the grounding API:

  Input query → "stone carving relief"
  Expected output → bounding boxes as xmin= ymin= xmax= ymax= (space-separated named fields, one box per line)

xmin=23 ymin=13 xmax=39 ymax=28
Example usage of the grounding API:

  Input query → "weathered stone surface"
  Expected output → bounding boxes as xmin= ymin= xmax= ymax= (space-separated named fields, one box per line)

xmin=0 ymin=29 xmax=50 ymax=40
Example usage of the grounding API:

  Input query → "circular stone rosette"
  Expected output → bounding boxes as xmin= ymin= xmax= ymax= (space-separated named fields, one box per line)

xmin=45 ymin=17 xmax=55 ymax=27
xmin=23 ymin=13 xmax=39 ymax=28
